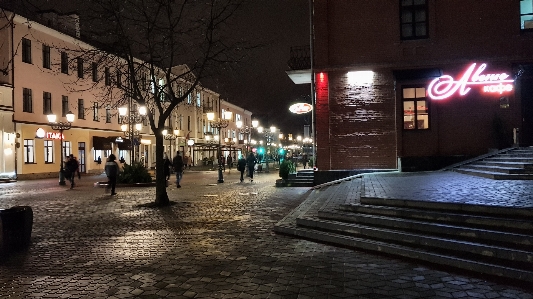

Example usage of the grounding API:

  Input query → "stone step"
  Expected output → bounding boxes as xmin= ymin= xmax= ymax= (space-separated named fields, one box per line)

xmin=318 ymin=209 xmax=533 ymax=249
xmin=275 ymin=223 xmax=533 ymax=283
xmin=358 ymin=197 xmax=533 ymax=224
xmin=296 ymin=217 xmax=532 ymax=269
xmin=460 ymin=164 xmax=533 ymax=174
xmin=454 ymin=168 xmax=533 ymax=180
xmin=480 ymin=161 xmax=533 ymax=169
xmin=485 ymin=157 xmax=533 ymax=163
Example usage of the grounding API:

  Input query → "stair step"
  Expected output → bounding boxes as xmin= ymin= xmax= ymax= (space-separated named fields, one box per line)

xmin=318 ymin=210 xmax=533 ymax=248
xmin=460 ymin=165 xmax=533 ymax=174
xmin=297 ymin=217 xmax=533 ymax=267
xmin=359 ymin=197 xmax=533 ymax=219
xmin=454 ymin=168 xmax=533 ymax=180
xmin=275 ymin=223 xmax=533 ymax=282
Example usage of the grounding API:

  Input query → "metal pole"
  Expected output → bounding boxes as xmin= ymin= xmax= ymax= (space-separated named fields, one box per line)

xmin=59 ymin=129 xmax=66 ymax=185
xmin=309 ymin=0 xmax=316 ymax=170
xmin=217 ymin=128 xmax=224 ymax=183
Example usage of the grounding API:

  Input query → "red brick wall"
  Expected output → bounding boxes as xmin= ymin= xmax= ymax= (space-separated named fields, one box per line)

xmin=316 ymin=71 xmax=397 ymax=170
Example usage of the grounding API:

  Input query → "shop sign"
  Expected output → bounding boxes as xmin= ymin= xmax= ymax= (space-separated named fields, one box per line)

xmin=35 ymin=128 xmax=64 ymax=139
xmin=289 ymin=103 xmax=313 ymax=114
xmin=428 ymin=63 xmax=514 ymax=100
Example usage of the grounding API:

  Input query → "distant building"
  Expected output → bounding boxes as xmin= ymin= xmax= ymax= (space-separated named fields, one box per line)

xmin=288 ymin=0 xmax=533 ymax=175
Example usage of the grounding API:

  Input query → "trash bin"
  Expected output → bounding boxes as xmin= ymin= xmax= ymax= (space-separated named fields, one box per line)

xmin=0 ymin=206 xmax=33 ymax=253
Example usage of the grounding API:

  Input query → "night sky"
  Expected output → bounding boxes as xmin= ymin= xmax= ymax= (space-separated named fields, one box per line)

xmin=201 ymin=0 xmax=312 ymax=136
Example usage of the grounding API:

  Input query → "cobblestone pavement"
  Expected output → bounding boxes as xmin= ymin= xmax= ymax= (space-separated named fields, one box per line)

xmin=0 ymin=170 xmax=532 ymax=298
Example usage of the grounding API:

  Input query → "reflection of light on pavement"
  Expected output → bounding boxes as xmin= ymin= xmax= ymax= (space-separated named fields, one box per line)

xmin=96 ymin=230 xmax=168 ymax=259
xmin=239 ymin=193 xmax=249 ymax=196
xmin=207 ymin=184 xmax=217 ymax=186
xmin=203 ymin=194 xmax=218 ymax=197
xmin=250 ymin=192 xmax=258 ymax=195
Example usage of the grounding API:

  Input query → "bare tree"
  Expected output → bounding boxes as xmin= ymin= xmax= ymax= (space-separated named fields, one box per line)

xmin=61 ymin=0 xmax=247 ymax=205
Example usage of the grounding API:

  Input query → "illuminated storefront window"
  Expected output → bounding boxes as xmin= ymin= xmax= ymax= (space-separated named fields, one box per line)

xmin=403 ymin=87 xmax=429 ymax=130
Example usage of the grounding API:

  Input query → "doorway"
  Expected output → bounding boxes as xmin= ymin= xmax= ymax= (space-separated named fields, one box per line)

xmin=78 ymin=142 xmax=86 ymax=173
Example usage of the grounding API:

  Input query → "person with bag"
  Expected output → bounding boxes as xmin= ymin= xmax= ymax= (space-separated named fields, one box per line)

xmin=246 ymin=152 xmax=257 ymax=182
xmin=163 ymin=154 xmax=172 ymax=181
xmin=105 ymin=154 xmax=119 ymax=195
xmin=65 ymin=154 xmax=78 ymax=189
xmin=172 ymin=151 xmax=184 ymax=188
xmin=237 ymin=154 xmax=247 ymax=182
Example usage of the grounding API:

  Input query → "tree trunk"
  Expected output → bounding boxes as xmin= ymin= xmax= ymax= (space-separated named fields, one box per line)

xmin=154 ymin=134 xmax=170 ymax=206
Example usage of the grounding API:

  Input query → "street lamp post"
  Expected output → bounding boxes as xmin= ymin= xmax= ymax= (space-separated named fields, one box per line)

xmin=236 ymin=120 xmax=259 ymax=156
xmin=47 ymin=111 xmax=75 ymax=186
xmin=206 ymin=109 xmax=232 ymax=183
xmin=256 ymin=125 xmax=276 ymax=173
xmin=118 ymin=105 xmax=147 ymax=164
xmin=163 ymin=128 xmax=180 ymax=157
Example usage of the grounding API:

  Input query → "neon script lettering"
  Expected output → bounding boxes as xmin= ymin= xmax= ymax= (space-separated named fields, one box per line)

xmin=428 ymin=63 xmax=514 ymax=100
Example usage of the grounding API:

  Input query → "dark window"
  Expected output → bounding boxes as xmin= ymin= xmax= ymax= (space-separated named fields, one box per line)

xmin=61 ymin=52 xmax=69 ymax=74
xmin=22 ymin=38 xmax=31 ymax=63
xmin=93 ymin=102 xmax=99 ymax=121
xmin=92 ymin=62 xmax=98 ymax=82
xmin=116 ymin=70 xmax=122 ymax=87
xmin=187 ymin=115 xmax=191 ymax=131
xmin=106 ymin=106 xmax=111 ymax=123
xmin=521 ymin=0 xmax=533 ymax=30
xmin=403 ymin=87 xmax=429 ymax=130
xmin=42 ymin=44 xmax=50 ymax=69
xmin=62 ymin=96 xmax=69 ymax=117
xmin=78 ymin=99 xmax=85 ymax=119
xmin=105 ymin=67 xmax=110 ymax=86
xmin=43 ymin=92 xmax=52 ymax=115
xmin=400 ymin=0 xmax=428 ymax=40
xmin=23 ymin=88 xmax=33 ymax=113
xmin=77 ymin=57 xmax=84 ymax=78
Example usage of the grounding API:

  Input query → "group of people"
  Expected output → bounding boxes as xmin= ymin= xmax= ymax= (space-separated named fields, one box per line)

xmin=64 ymin=154 xmax=81 ymax=189
xmin=162 ymin=152 xmax=186 ymax=188
xmin=237 ymin=152 xmax=258 ymax=183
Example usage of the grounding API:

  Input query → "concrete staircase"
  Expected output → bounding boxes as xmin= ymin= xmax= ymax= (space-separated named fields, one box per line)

xmin=276 ymin=169 xmax=314 ymax=187
xmin=452 ymin=147 xmax=533 ymax=180
xmin=275 ymin=181 xmax=533 ymax=283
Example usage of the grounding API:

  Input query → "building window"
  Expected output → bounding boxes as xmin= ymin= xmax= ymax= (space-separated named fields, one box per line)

xmin=61 ymin=52 xmax=69 ymax=74
xmin=22 ymin=38 xmax=31 ymax=63
xmin=187 ymin=115 xmax=191 ymax=131
xmin=78 ymin=99 xmax=85 ymax=119
xmin=63 ymin=141 xmax=72 ymax=157
xmin=187 ymin=93 xmax=192 ymax=104
xmin=116 ymin=70 xmax=122 ymax=87
xmin=77 ymin=57 xmax=84 ymax=78
xmin=521 ymin=0 xmax=533 ymax=29
xmin=24 ymin=139 xmax=35 ymax=163
xmin=400 ymin=0 xmax=428 ymax=40
xmin=93 ymin=102 xmax=99 ymax=121
xmin=44 ymin=140 xmax=54 ymax=163
xmin=92 ymin=62 xmax=98 ymax=82
xmin=62 ymin=96 xmax=69 ymax=117
xmin=403 ymin=87 xmax=429 ymax=130
xmin=43 ymin=91 xmax=52 ymax=115
xmin=23 ymin=88 xmax=33 ymax=113
xmin=105 ymin=67 xmax=110 ymax=86
xmin=42 ymin=44 xmax=50 ymax=69
xmin=106 ymin=106 xmax=111 ymax=123
xmin=196 ymin=92 xmax=201 ymax=107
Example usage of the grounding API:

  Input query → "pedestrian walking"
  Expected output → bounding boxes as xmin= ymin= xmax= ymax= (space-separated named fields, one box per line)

xmin=302 ymin=153 xmax=308 ymax=169
xmin=219 ymin=154 xmax=226 ymax=172
xmin=74 ymin=156 xmax=81 ymax=179
xmin=105 ymin=154 xmax=119 ymax=195
xmin=173 ymin=151 xmax=184 ymax=188
xmin=227 ymin=154 xmax=233 ymax=172
xmin=163 ymin=153 xmax=172 ymax=181
xmin=65 ymin=154 xmax=78 ymax=189
xmin=237 ymin=155 xmax=247 ymax=182
xmin=246 ymin=152 xmax=257 ymax=182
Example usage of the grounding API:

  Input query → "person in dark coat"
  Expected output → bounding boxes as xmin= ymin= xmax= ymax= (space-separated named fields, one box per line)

xmin=237 ymin=155 xmax=247 ymax=182
xmin=163 ymin=154 xmax=172 ymax=181
xmin=172 ymin=151 xmax=184 ymax=188
xmin=65 ymin=154 xmax=79 ymax=189
xmin=105 ymin=154 xmax=119 ymax=195
xmin=227 ymin=154 xmax=233 ymax=172
xmin=246 ymin=152 xmax=257 ymax=182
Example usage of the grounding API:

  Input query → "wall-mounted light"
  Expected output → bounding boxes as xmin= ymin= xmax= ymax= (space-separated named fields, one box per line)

xmin=347 ymin=71 xmax=374 ymax=86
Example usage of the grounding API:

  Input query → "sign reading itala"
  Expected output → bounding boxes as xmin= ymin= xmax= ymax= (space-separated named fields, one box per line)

xmin=35 ymin=128 xmax=64 ymax=139
xmin=428 ymin=63 xmax=514 ymax=100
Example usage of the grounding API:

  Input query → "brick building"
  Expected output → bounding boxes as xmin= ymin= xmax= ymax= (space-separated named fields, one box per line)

xmin=289 ymin=0 xmax=533 ymax=176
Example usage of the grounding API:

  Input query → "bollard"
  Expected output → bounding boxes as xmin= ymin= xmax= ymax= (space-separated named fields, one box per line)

xmin=0 ymin=206 xmax=33 ymax=254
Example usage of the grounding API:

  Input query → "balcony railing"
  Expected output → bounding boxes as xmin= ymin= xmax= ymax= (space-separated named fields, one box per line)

xmin=287 ymin=46 xmax=311 ymax=71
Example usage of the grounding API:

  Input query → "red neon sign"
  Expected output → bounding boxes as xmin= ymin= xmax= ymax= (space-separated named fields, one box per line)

xmin=35 ymin=128 xmax=64 ymax=139
xmin=428 ymin=63 xmax=514 ymax=100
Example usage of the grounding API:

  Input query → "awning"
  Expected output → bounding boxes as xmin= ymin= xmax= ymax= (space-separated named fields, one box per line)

xmin=92 ymin=136 xmax=112 ymax=150
xmin=116 ymin=138 xmax=132 ymax=150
